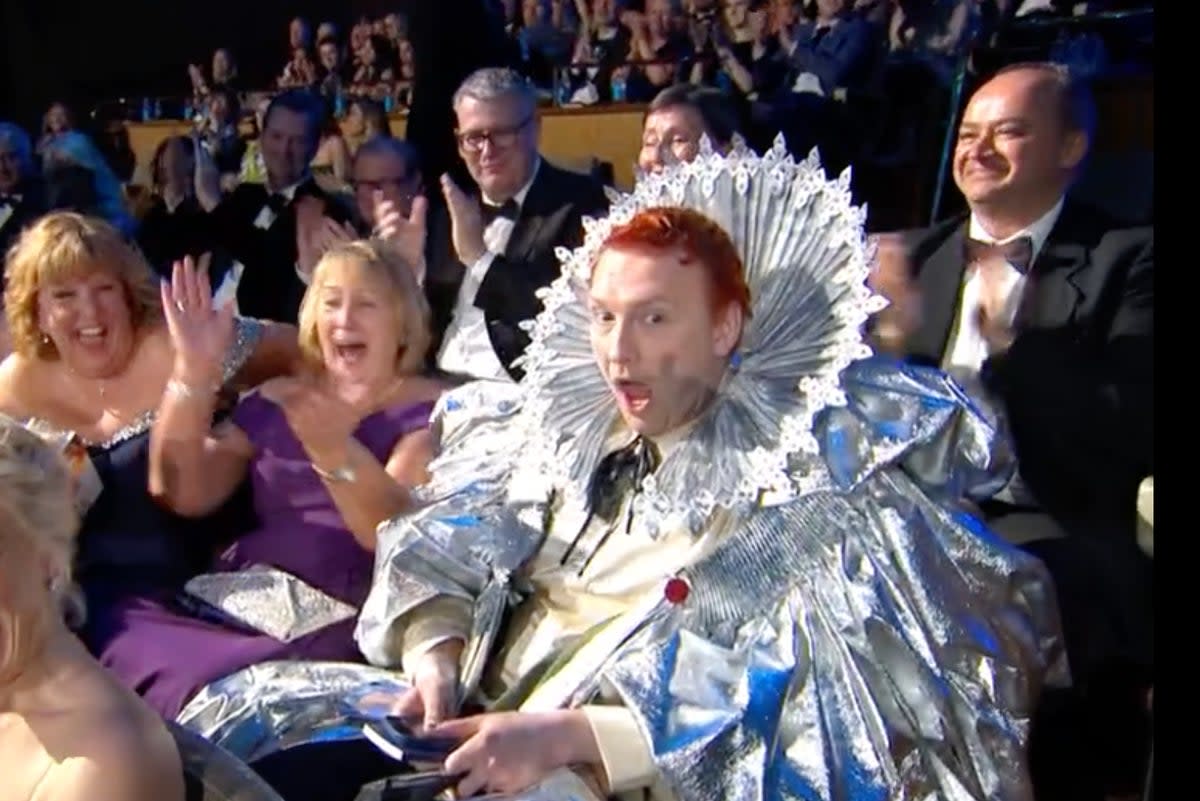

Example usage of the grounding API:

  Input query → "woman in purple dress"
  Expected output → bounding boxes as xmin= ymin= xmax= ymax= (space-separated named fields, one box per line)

xmin=122 ymin=240 xmax=446 ymax=718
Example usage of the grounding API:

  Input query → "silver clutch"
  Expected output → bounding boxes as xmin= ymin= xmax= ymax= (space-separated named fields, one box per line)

xmin=183 ymin=565 xmax=357 ymax=642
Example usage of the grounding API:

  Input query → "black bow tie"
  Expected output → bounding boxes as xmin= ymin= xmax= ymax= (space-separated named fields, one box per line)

xmin=264 ymin=193 xmax=291 ymax=215
xmin=964 ymin=235 xmax=1034 ymax=274
xmin=0 ymin=194 xmax=22 ymax=207
xmin=481 ymin=198 xmax=519 ymax=226
xmin=560 ymin=436 xmax=662 ymax=575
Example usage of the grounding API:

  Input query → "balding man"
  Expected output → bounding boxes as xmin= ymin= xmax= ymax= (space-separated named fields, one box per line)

xmin=873 ymin=62 xmax=1153 ymax=801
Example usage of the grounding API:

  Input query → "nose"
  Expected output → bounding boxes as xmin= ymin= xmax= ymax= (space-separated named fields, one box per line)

xmin=962 ymin=131 xmax=995 ymax=162
xmin=608 ymin=317 xmax=636 ymax=364
xmin=333 ymin=302 xmax=354 ymax=327
xmin=478 ymin=138 xmax=501 ymax=161
xmin=639 ymin=144 xmax=667 ymax=174
xmin=76 ymin=288 xmax=100 ymax=320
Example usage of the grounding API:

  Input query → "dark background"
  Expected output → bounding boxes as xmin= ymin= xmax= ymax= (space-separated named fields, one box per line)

xmin=0 ymin=0 xmax=391 ymax=132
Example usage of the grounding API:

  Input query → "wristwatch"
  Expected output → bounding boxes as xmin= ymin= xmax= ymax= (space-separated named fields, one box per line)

xmin=312 ymin=461 xmax=357 ymax=483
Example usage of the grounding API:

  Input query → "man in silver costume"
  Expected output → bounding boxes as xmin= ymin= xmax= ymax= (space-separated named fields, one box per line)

xmin=351 ymin=140 xmax=1067 ymax=800
xmin=180 ymin=141 xmax=1066 ymax=801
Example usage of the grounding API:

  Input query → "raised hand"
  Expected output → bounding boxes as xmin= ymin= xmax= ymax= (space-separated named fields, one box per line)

xmin=373 ymin=190 xmax=428 ymax=282
xmin=440 ymin=174 xmax=487 ymax=266
xmin=297 ymin=197 xmax=358 ymax=282
xmin=162 ymin=254 xmax=234 ymax=384
xmin=975 ymin=257 xmax=1017 ymax=355
xmin=866 ymin=233 xmax=922 ymax=356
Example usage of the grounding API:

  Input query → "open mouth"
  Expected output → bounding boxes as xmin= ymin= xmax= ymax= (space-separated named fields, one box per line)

xmin=333 ymin=342 xmax=368 ymax=363
xmin=75 ymin=326 xmax=107 ymax=347
xmin=613 ymin=379 xmax=652 ymax=412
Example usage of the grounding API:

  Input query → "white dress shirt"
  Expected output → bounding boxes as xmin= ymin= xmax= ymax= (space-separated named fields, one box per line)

xmin=436 ymin=160 xmax=542 ymax=381
xmin=944 ymin=197 xmax=1064 ymax=373
xmin=399 ymin=420 xmax=721 ymax=797
xmin=213 ymin=179 xmax=305 ymax=309
xmin=946 ymin=197 xmax=1063 ymax=509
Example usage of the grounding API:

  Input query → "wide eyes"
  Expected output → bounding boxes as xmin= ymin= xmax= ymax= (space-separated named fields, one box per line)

xmin=589 ymin=309 xmax=666 ymax=325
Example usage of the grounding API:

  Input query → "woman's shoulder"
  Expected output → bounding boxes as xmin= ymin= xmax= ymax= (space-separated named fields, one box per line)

xmin=230 ymin=381 xmax=288 ymax=426
xmin=372 ymin=376 xmax=448 ymax=431
xmin=36 ymin=661 xmax=183 ymax=800
xmin=0 ymin=352 xmax=52 ymax=417
xmin=395 ymin=376 xmax=452 ymax=415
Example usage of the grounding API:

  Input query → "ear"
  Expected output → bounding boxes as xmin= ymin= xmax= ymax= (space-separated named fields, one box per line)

xmin=712 ymin=301 xmax=744 ymax=360
xmin=1059 ymin=129 xmax=1088 ymax=172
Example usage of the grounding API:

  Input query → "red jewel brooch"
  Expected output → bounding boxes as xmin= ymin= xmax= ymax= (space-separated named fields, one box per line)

xmin=664 ymin=577 xmax=690 ymax=605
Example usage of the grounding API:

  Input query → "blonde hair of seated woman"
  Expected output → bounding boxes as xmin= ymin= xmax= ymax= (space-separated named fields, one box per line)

xmin=0 ymin=416 xmax=183 ymax=801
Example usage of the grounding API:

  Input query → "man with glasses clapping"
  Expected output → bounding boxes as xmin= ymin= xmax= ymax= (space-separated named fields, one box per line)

xmin=427 ymin=67 xmax=609 ymax=382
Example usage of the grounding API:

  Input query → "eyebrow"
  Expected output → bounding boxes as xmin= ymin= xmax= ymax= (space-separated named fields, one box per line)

xmin=960 ymin=116 xmax=1029 ymax=129
xmin=588 ymin=295 xmax=671 ymax=309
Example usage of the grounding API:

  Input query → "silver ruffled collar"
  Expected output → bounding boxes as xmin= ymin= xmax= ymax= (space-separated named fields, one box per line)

xmin=511 ymin=138 xmax=887 ymax=536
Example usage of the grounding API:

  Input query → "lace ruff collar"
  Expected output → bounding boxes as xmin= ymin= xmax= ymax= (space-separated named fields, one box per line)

xmin=509 ymin=138 xmax=886 ymax=537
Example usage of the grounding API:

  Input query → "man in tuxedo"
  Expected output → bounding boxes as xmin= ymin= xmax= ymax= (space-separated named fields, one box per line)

xmin=872 ymin=62 xmax=1152 ymax=801
xmin=0 ymin=123 xmax=43 ymax=262
xmin=429 ymin=67 xmax=609 ymax=381
xmin=202 ymin=89 xmax=352 ymax=324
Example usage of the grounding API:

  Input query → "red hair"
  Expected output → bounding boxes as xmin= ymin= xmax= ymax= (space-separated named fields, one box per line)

xmin=598 ymin=207 xmax=751 ymax=318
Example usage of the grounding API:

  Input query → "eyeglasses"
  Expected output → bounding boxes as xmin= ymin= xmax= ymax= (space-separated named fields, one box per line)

xmin=455 ymin=115 xmax=534 ymax=154
xmin=352 ymin=175 xmax=417 ymax=198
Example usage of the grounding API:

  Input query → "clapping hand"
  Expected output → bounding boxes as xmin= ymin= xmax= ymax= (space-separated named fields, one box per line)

xmin=372 ymin=190 xmax=428 ymax=283
xmin=263 ymin=377 xmax=358 ymax=471
xmin=866 ymin=233 xmax=922 ymax=356
xmin=440 ymin=174 xmax=487 ymax=266
xmin=162 ymin=254 xmax=233 ymax=385
xmin=296 ymin=196 xmax=357 ymax=281
xmin=975 ymin=258 xmax=1017 ymax=354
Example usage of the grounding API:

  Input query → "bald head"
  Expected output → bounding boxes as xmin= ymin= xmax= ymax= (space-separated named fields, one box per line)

xmin=992 ymin=62 xmax=1095 ymax=139
xmin=952 ymin=63 xmax=1092 ymax=226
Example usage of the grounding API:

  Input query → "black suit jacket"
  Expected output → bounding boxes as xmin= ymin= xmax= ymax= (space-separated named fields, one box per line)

xmin=788 ymin=15 xmax=875 ymax=94
xmin=906 ymin=196 xmax=1156 ymax=690
xmin=136 ymin=196 xmax=216 ymax=277
xmin=424 ymin=160 xmax=609 ymax=380
xmin=207 ymin=178 xmax=353 ymax=324
xmin=0 ymin=183 xmax=44 ymax=265
xmin=907 ymin=199 xmax=1155 ymax=799
xmin=904 ymin=198 xmax=1153 ymax=544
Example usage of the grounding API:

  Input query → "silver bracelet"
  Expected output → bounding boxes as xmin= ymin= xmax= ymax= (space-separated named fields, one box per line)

xmin=165 ymin=377 xmax=219 ymax=402
xmin=311 ymin=461 xmax=357 ymax=483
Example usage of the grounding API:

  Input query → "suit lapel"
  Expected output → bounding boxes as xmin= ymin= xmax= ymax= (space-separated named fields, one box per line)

xmin=1016 ymin=204 xmax=1091 ymax=330
xmin=504 ymin=166 xmax=551 ymax=263
xmin=911 ymin=224 xmax=969 ymax=363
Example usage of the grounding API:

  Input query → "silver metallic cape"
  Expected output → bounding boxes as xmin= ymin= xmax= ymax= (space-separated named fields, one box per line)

xmin=354 ymin=361 xmax=1066 ymax=801
xmin=181 ymin=141 xmax=1066 ymax=800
